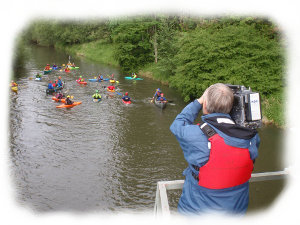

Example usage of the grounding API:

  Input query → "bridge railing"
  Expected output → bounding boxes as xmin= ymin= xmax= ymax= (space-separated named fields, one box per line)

xmin=154 ymin=168 xmax=290 ymax=217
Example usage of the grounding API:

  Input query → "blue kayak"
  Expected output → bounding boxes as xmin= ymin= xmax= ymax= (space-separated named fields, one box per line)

xmin=89 ymin=78 xmax=110 ymax=82
xmin=124 ymin=77 xmax=143 ymax=80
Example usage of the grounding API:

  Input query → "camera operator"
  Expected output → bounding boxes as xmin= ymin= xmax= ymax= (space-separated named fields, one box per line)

xmin=170 ymin=83 xmax=260 ymax=215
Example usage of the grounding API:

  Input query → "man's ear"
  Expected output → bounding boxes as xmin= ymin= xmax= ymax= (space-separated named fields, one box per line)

xmin=203 ymin=99 xmax=208 ymax=114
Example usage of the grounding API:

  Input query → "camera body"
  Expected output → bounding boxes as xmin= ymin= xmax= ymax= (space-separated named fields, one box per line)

xmin=226 ymin=84 xmax=262 ymax=129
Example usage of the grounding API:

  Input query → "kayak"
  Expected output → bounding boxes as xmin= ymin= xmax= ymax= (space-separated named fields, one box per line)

xmin=125 ymin=77 xmax=144 ymax=80
xmin=76 ymin=80 xmax=87 ymax=85
xmin=56 ymin=101 xmax=82 ymax=108
xmin=51 ymin=66 xmax=59 ymax=70
xmin=122 ymin=99 xmax=131 ymax=105
xmin=43 ymin=69 xmax=52 ymax=74
xmin=107 ymin=88 xmax=115 ymax=92
xmin=93 ymin=98 xmax=101 ymax=103
xmin=52 ymin=97 xmax=66 ymax=103
xmin=70 ymin=66 xmax=79 ymax=70
xmin=35 ymin=77 xmax=42 ymax=81
xmin=11 ymin=86 xmax=18 ymax=92
xmin=88 ymin=78 xmax=110 ymax=82
xmin=154 ymin=98 xmax=167 ymax=109
xmin=46 ymin=88 xmax=55 ymax=95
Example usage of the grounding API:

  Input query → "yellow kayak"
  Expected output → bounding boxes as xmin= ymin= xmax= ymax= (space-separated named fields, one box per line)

xmin=11 ymin=86 xmax=18 ymax=92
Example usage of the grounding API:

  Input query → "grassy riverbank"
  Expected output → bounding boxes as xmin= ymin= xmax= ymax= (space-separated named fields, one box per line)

xmin=56 ymin=40 xmax=118 ymax=67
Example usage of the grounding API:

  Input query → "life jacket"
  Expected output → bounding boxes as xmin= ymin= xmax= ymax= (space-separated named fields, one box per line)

xmin=196 ymin=122 xmax=253 ymax=189
xmin=108 ymin=86 xmax=115 ymax=90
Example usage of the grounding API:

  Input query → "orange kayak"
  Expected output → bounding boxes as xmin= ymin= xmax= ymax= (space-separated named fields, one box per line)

xmin=56 ymin=101 xmax=82 ymax=108
xmin=52 ymin=97 xmax=66 ymax=103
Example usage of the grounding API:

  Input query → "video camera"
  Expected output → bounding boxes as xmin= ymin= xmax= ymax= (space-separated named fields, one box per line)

xmin=226 ymin=84 xmax=262 ymax=129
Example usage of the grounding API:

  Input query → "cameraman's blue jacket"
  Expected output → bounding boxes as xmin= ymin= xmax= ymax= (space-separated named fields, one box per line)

xmin=170 ymin=100 xmax=260 ymax=215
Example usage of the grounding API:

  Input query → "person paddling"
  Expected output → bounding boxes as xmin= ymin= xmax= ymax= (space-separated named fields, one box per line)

xmin=11 ymin=80 xmax=18 ymax=87
xmin=157 ymin=93 xmax=166 ymax=101
xmin=36 ymin=73 xmax=42 ymax=78
xmin=122 ymin=92 xmax=131 ymax=102
xmin=152 ymin=88 xmax=162 ymax=102
xmin=48 ymin=81 xmax=54 ymax=90
xmin=78 ymin=76 xmax=84 ymax=82
xmin=107 ymin=84 xmax=115 ymax=91
xmin=45 ymin=64 xmax=51 ymax=71
xmin=93 ymin=90 xmax=102 ymax=99
xmin=98 ymin=74 xmax=104 ymax=81
xmin=132 ymin=73 xmax=137 ymax=79
xmin=55 ymin=91 xmax=64 ymax=99
xmin=65 ymin=95 xmax=73 ymax=105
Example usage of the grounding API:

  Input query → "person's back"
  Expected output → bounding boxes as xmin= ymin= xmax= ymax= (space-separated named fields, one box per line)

xmin=48 ymin=82 xmax=54 ymax=89
xmin=170 ymin=83 xmax=260 ymax=216
xmin=65 ymin=96 xmax=73 ymax=105
xmin=93 ymin=90 xmax=101 ymax=99
xmin=157 ymin=93 xmax=166 ymax=101
xmin=108 ymin=85 xmax=115 ymax=90
xmin=122 ymin=92 xmax=130 ymax=101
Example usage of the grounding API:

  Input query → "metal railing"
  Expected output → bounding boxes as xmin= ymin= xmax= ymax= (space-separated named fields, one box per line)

xmin=154 ymin=168 xmax=290 ymax=217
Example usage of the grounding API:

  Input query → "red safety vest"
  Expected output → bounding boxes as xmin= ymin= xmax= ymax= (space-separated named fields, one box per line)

xmin=197 ymin=124 xmax=253 ymax=189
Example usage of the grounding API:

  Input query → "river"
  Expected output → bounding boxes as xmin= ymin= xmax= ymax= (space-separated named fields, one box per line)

xmin=9 ymin=45 xmax=286 ymax=214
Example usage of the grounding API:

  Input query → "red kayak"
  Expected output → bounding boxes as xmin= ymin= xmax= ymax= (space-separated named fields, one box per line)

xmin=52 ymin=97 xmax=66 ymax=103
xmin=76 ymin=80 xmax=87 ymax=85
xmin=122 ymin=99 xmax=131 ymax=105
xmin=56 ymin=101 xmax=82 ymax=108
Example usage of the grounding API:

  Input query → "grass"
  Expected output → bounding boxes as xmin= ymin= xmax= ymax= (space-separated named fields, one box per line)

xmin=59 ymin=40 xmax=119 ymax=67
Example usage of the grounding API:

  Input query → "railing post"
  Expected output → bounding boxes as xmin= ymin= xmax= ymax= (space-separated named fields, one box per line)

xmin=154 ymin=169 xmax=289 ymax=216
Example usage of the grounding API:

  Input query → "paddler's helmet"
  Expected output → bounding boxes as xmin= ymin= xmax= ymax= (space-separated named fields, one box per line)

xmin=125 ymin=92 xmax=128 ymax=96
xmin=58 ymin=76 xmax=61 ymax=79
xmin=95 ymin=90 xmax=99 ymax=93
xmin=67 ymin=95 xmax=70 ymax=98
xmin=47 ymin=64 xmax=50 ymax=66
xmin=49 ymin=81 xmax=52 ymax=83
xmin=80 ymin=76 xmax=82 ymax=78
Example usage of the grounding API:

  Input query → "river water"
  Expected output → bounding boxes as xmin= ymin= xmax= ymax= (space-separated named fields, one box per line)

xmin=9 ymin=45 xmax=286 ymax=214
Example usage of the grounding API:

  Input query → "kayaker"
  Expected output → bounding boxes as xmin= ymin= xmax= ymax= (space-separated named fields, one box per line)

xmin=72 ymin=62 xmax=76 ymax=67
xmin=65 ymin=95 xmax=73 ymax=105
xmin=152 ymin=88 xmax=162 ymax=102
xmin=107 ymin=84 xmax=115 ymax=91
xmin=157 ymin=93 xmax=166 ymax=101
xmin=57 ymin=76 xmax=63 ymax=87
xmin=78 ymin=76 xmax=84 ymax=82
xmin=65 ymin=67 xmax=70 ymax=72
xmin=122 ymin=92 xmax=131 ymax=102
xmin=36 ymin=73 xmax=42 ymax=78
xmin=132 ymin=73 xmax=137 ymax=79
xmin=98 ymin=74 xmax=104 ymax=81
xmin=48 ymin=81 xmax=54 ymax=90
xmin=92 ymin=90 xmax=102 ymax=99
xmin=56 ymin=91 xmax=64 ymax=99
xmin=11 ymin=80 xmax=18 ymax=87
xmin=45 ymin=64 xmax=51 ymax=70
xmin=170 ymin=83 xmax=260 ymax=215
xmin=52 ymin=64 xmax=57 ymax=69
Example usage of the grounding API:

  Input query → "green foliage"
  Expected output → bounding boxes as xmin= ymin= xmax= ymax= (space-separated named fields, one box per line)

xmin=169 ymin=21 xmax=285 ymax=102
xmin=110 ymin=18 xmax=156 ymax=73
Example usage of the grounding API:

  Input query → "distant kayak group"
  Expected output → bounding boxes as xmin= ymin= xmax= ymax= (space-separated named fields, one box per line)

xmin=11 ymin=61 xmax=168 ymax=109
